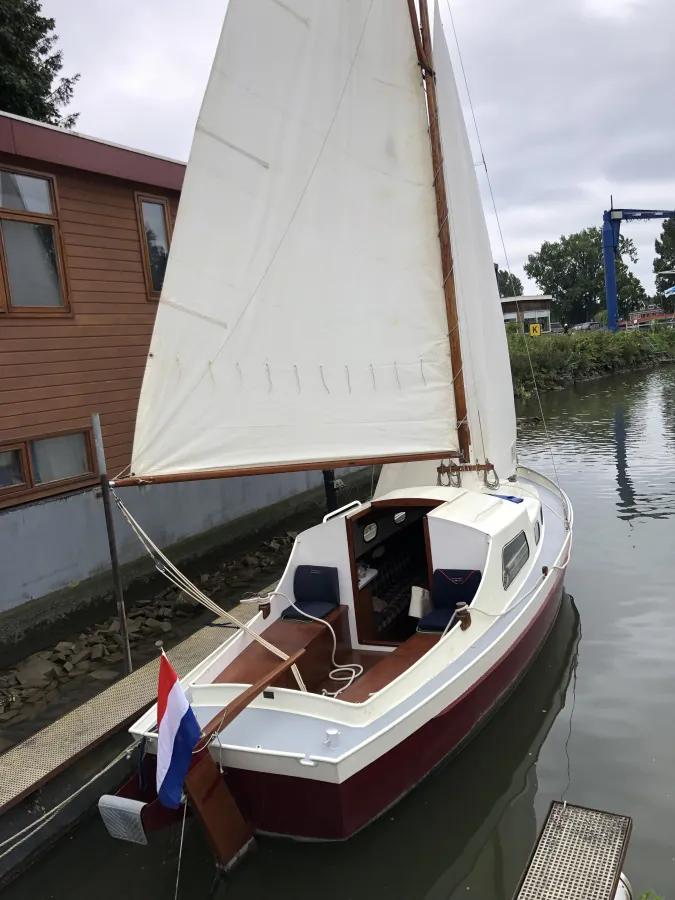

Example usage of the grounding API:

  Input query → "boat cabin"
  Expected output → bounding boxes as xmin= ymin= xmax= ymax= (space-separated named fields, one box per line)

xmin=196 ymin=484 xmax=543 ymax=705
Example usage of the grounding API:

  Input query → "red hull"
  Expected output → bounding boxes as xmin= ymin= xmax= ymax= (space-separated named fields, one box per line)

xmin=225 ymin=572 xmax=565 ymax=840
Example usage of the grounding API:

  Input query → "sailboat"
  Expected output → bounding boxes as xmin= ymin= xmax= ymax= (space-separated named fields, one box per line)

xmin=120 ymin=0 xmax=573 ymax=841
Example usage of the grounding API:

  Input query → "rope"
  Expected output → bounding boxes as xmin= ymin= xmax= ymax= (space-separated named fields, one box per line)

xmin=174 ymin=798 xmax=188 ymax=900
xmin=444 ymin=0 xmax=566 ymax=519
xmin=109 ymin=488 xmax=307 ymax=692
xmin=0 ymin=740 xmax=140 ymax=861
xmin=260 ymin=591 xmax=363 ymax=697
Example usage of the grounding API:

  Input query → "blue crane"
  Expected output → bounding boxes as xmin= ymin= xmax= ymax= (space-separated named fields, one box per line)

xmin=602 ymin=206 xmax=675 ymax=332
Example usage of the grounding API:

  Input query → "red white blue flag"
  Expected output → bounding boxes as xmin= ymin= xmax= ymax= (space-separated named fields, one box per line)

xmin=156 ymin=652 xmax=201 ymax=808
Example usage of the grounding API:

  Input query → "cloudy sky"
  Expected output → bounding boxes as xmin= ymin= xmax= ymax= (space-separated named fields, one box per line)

xmin=43 ymin=0 xmax=675 ymax=293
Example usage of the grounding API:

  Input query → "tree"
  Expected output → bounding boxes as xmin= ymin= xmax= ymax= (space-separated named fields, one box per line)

xmin=0 ymin=0 xmax=79 ymax=128
xmin=495 ymin=266 xmax=523 ymax=298
xmin=653 ymin=218 xmax=675 ymax=312
xmin=524 ymin=226 xmax=647 ymax=325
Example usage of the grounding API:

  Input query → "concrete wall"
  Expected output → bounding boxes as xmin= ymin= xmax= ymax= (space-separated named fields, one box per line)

xmin=0 ymin=470 xmax=325 ymax=614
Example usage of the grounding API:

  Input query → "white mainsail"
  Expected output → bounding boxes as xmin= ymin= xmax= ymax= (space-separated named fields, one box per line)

xmin=433 ymin=3 xmax=517 ymax=479
xmin=129 ymin=0 xmax=458 ymax=478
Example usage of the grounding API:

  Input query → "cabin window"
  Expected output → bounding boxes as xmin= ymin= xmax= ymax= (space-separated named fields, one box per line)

xmin=534 ymin=520 xmax=541 ymax=545
xmin=0 ymin=168 xmax=67 ymax=313
xmin=0 ymin=431 xmax=96 ymax=508
xmin=363 ymin=523 xmax=377 ymax=542
xmin=136 ymin=194 xmax=171 ymax=298
xmin=502 ymin=531 xmax=529 ymax=590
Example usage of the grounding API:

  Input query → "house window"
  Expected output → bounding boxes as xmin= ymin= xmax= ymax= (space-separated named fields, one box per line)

xmin=502 ymin=531 xmax=530 ymax=590
xmin=0 ymin=168 xmax=67 ymax=313
xmin=136 ymin=194 xmax=171 ymax=298
xmin=0 ymin=431 xmax=95 ymax=507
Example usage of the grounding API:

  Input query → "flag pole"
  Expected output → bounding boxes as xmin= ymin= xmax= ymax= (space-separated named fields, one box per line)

xmin=92 ymin=413 xmax=133 ymax=675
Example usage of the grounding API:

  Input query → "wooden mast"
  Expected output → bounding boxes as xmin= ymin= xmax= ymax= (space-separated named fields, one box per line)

xmin=408 ymin=0 xmax=471 ymax=464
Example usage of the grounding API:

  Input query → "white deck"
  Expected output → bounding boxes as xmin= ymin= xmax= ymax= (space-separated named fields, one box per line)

xmin=131 ymin=468 xmax=571 ymax=784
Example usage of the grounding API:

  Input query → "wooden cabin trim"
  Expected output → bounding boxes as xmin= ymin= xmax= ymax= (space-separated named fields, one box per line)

xmin=370 ymin=498 xmax=444 ymax=509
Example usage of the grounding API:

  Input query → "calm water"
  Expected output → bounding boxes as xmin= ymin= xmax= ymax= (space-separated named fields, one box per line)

xmin=7 ymin=367 xmax=675 ymax=899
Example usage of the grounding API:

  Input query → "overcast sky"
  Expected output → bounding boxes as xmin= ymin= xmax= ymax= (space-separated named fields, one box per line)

xmin=43 ymin=0 xmax=675 ymax=294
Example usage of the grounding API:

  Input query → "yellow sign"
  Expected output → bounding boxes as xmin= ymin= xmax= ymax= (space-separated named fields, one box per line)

xmin=529 ymin=323 xmax=541 ymax=337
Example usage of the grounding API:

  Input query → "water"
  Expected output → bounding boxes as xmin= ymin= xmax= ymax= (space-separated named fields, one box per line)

xmin=6 ymin=367 xmax=675 ymax=900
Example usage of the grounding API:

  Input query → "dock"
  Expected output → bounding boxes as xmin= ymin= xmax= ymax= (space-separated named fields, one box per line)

xmin=514 ymin=801 xmax=632 ymax=900
xmin=0 ymin=599 xmax=259 ymax=884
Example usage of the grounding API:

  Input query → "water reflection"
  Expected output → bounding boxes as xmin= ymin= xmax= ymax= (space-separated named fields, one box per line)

xmin=7 ymin=367 xmax=675 ymax=899
xmin=519 ymin=368 xmax=675 ymax=521
xmin=614 ymin=404 xmax=637 ymax=519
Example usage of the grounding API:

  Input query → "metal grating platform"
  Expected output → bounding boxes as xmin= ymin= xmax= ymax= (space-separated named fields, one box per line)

xmin=0 ymin=601 xmax=258 ymax=814
xmin=514 ymin=802 xmax=632 ymax=900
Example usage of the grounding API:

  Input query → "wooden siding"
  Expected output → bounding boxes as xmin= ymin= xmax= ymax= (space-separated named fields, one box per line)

xmin=0 ymin=152 xmax=180 ymax=499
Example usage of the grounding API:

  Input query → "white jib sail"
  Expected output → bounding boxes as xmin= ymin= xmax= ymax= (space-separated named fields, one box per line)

xmin=434 ymin=3 xmax=517 ymax=480
xmin=130 ymin=0 xmax=459 ymax=479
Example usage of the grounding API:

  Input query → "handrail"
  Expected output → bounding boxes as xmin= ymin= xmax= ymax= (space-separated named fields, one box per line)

xmin=323 ymin=500 xmax=362 ymax=523
xmin=200 ymin=649 xmax=305 ymax=740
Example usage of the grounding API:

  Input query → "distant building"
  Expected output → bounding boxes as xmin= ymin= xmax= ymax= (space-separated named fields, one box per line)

xmin=501 ymin=295 xmax=552 ymax=333
xmin=628 ymin=303 xmax=663 ymax=322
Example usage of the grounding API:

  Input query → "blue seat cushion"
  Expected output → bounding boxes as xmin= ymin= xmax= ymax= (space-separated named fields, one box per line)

xmin=282 ymin=600 xmax=338 ymax=622
xmin=281 ymin=565 xmax=340 ymax=622
xmin=432 ymin=569 xmax=481 ymax=609
xmin=294 ymin=565 xmax=339 ymax=607
xmin=417 ymin=608 xmax=456 ymax=633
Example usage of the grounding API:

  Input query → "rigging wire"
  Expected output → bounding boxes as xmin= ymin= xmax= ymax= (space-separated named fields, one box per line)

xmin=444 ymin=0 xmax=566 ymax=518
xmin=174 ymin=798 xmax=188 ymax=900
xmin=109 ymin=487 xmax=308 ymax=692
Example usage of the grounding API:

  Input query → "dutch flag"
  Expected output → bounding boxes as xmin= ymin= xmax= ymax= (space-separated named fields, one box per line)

xmin=156 ymin=652 xmax=202 ymax=808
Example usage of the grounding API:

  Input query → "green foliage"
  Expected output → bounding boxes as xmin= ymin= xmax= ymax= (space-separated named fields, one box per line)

xmin=0 ymin=0 xmax=79 ymax=127
xmin=594 ymin=309 xmax=608 ymax=324
xmin=524 ymin=226 xmax=647 ymax=325
xmin=639 ymin=892 xmax=664 ymax=900
xmin=508 ymin=328 xmax=675 ymax=396
xmin=654 ymin=218 xmax=675 ymax=312
xmin=496 ymin=267 xmax=524 ymax=298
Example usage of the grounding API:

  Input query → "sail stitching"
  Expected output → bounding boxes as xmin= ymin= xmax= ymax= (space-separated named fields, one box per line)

xmin=129 ymin=0 xmax=377 ymax=473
